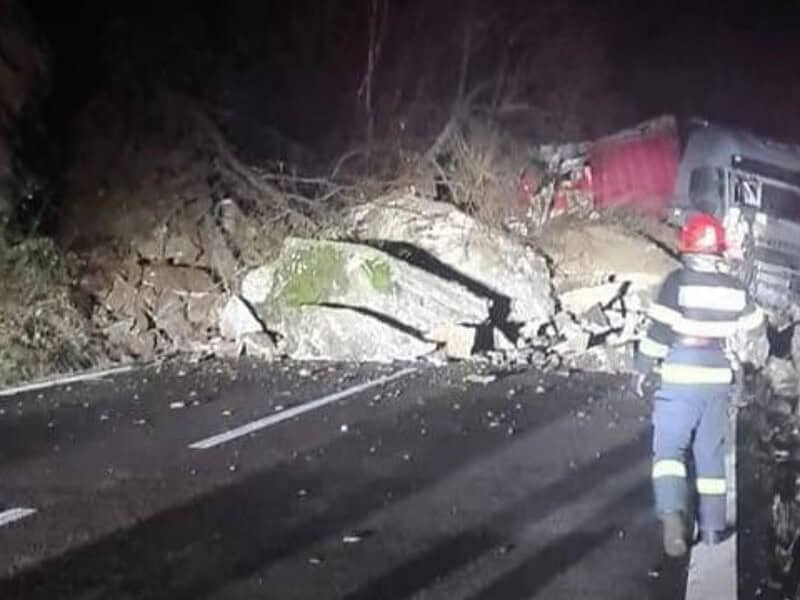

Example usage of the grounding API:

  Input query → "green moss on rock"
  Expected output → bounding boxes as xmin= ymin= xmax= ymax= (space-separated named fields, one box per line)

xmin=277 ymin=243 xmax=345 ymax=306
xmin=361 ymin=258 xmax=392 ymax=293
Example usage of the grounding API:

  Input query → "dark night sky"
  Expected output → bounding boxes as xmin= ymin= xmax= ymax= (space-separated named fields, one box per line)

xmin=22 ymin=0 xmax=800 ymax=150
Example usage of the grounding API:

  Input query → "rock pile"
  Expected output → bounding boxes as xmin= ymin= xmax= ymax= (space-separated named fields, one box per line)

xmin=82 ymin=189 xmax=678 ymax=372
xmin=83 ymin=196 xmax=276 ymax=361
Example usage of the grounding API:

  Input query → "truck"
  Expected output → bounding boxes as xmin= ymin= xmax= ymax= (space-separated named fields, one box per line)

xmin=667 ymin=120 xmax=800 ymax=341
xmin=540 ymin=116 xmax=800 ymax=357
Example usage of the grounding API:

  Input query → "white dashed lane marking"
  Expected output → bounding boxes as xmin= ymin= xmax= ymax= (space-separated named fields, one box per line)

xmin=0 ymin=508 xmax=37 ymax=528
xmin=189 ymin=367 xmax=417 ymax=450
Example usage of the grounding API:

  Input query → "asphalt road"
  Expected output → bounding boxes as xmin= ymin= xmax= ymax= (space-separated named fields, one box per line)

xmin=0 ymin=359 xmax=688 ymax=599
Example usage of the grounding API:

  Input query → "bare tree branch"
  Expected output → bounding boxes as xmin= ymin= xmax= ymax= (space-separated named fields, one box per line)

xmin=454 ymin=0 xmax=474 ymax=110
xmin=357 ymin=0 xmax=390 ymax=171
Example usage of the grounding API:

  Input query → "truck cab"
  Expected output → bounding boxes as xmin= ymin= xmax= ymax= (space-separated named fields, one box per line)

xmin=669 ymin=121 xmax=800 ymax=329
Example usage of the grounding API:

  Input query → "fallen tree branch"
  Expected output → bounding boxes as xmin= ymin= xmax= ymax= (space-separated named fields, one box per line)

xmin=330 ymin=148 xmax=369 ymax=179
xmin=423 ymin=82 xmax=492 ymax=162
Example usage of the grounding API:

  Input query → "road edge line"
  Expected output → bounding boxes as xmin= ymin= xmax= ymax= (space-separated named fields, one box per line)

xmin=0 ymin=507 xmax=37 ymax=528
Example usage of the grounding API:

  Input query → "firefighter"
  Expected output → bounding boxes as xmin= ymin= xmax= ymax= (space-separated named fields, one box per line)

xmin=633 ymin=212 xmax=768 ymax=558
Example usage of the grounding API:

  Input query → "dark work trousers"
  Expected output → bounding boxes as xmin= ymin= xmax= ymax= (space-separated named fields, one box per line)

xmin=651 ymin=385 xmax=730 ymax=532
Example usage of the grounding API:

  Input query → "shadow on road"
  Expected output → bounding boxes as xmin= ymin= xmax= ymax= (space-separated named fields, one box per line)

xmin=466 ymin=484 xmax=652 ymax=600
xmin=0 ymin=405 xmax=109 ymax=466
xmin=342 ymin=433 xmax=651 ymax=600
xmin=0 ymin=372 xmax=597 ymax=600
xmin=343 ymin=432 xmax=687 ymax=600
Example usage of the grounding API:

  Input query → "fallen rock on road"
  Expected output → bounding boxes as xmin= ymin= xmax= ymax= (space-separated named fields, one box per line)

xmin=346 ymin=193 xmax=555 ymax=327
xmin=266 ymin=305 xmax=437 ymax=362
xmin=242 ymin=236 xmax=495 ymax=361
xmin=219 ymin=295 xmax=263 ymax=341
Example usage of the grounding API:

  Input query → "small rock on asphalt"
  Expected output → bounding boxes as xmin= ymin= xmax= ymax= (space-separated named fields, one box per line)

xmin=465 ymin=374 xmax=497 ymax=385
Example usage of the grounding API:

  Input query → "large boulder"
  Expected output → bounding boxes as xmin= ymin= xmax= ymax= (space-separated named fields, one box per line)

xmin=345 ymin=194 xmax=555 ymax=327
xmin=242 ymin=236 xmax=491 ymax=361
xmin=268 ymin=305 xmax=437 ymax=362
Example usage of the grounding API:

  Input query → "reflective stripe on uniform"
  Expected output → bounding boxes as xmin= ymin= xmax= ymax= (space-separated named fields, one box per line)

xmin=696 ymin=477 xmax=727 ymax=495
xmin=678 ymin=285 xmax=746 ymax=312
xmin=658 ymin=363 xmax=733 ymax=385
xmin=639 ymin=336 xmax=669 ymax=359
xmin=738 ymin=306 xmax=765 ymax=332
xmin=648 ymin=303 xmax=739 ymax=338
xmin=652 ymin=459 xmax=687 ymax=479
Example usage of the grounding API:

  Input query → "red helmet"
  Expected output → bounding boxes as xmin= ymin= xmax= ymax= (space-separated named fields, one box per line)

xmin=679 ymin=213 xmax=726 ymax=254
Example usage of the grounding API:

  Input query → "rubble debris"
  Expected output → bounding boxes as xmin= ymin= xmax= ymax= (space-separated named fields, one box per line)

xmin=198 ymin=215 xmax=242 ymax=281
xmin=566 ymin=345 xmax=634 ymax=374
xmin=765 ymin=358 xmax=800 ymax=401
xmin=241 ymin=265 xmax=272 ymax=304
xmin=142 ymin=265 xmax=214 ymax=294
xmin=493 ymin=328 xmax=516 ymax=352
xmin=105 ymin=319 xmax=159 ymax=359
xmin=103 ymin=276 xmax=140 ymax=316
xmin=580 ymin=304 xmax=613 ymax=335
xmin=552 ymin=312 xmax=591 ymax=356
xmin=241 ymin=332 xmax=277 ymax=361
xmin=428 ymin=324 xmax=476 ymax=360
xmin=204 ymin=338 xmax=246 ymax=360
xmin=730 ymin=319 xmax=770 ymax=371
xmin=342 ymin=535 xmax=363 ymax=544
xmin=465 ymin=374 xmax=497 ymax=385
xmin=486 ymin=347 xmax=557 ymax=371
xmin=153 ymin=290 xmax=194 ymax=344
xmin=219 ymin=296 xmax=263 ymax=341
xmin=186 ymin=293 xmax=223 ymax=325
xmin=559 ymin=281 xmax=652 ymax=319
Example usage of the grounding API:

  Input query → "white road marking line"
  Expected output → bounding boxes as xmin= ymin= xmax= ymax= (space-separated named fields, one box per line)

xmin=0 ymin=364 xmax=137 ymax=397
xmin=685 ymin=407 xmax=738 ymax=600
xmin=0 ymin=507 xmax=37 ymax=528
xmin=189 ymin=367 xmax=417 ymax=450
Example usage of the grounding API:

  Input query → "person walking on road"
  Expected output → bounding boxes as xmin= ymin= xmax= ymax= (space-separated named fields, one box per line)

xmin=633 ymin=212 xmax=768 ymax=557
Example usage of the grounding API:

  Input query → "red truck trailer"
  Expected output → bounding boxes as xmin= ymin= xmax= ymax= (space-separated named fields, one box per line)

xmin=587 ymin=116 xmax=680 ymax=217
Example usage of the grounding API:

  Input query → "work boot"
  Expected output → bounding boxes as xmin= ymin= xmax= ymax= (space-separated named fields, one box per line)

xmin=662 ymin=512 xmax=688 ymax=557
